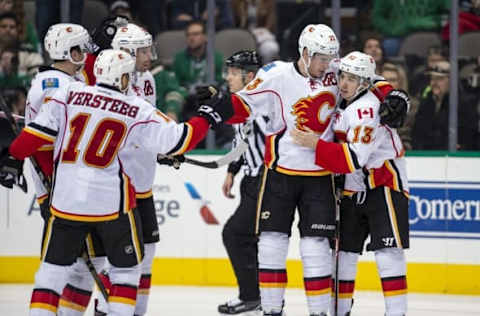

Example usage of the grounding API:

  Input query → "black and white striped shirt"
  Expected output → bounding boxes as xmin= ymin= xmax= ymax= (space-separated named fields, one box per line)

xmin=227 ymin=116 xmax=268 ymax=177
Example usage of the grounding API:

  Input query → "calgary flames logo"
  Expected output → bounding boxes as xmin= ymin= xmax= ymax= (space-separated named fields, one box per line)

xmin=291 ymin=92 xmax=336 ymax=132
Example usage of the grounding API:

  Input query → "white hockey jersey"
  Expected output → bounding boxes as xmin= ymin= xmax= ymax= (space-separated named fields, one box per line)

xmin=331 ymin=90 xmax=409 ymax=194
xmin=234 ymin=60 xmax=340 ymax=176
xmin=129 ymin=71 xmax=156 ymax=105
xmin=25 ymin=82 xmax=196 ymax=221
xmin=125 ymin=70 xmax=158 ymax=197
xmin=25 ymin=67 xmax=76 ymax=200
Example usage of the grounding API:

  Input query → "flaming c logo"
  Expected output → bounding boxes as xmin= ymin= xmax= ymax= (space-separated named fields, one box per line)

xmin=291 ymin=92 xmax=336 ymax=132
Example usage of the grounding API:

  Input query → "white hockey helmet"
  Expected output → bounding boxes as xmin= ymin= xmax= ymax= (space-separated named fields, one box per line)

xmin=94 ymin=49 xmax=135 ymax=91
xmin=339 ymin=51 xmax=376 ymax=82
xmin=44 ymin=23 xmax=90 ymax=64
xmin=298 ymin=24 xmax=339 ymax=57
xmin=111 ymin=23 xmax=153 ymax=57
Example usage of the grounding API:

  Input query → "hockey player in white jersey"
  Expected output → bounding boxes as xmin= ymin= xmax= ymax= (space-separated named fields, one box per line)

xmin=114 ymin=23 xmax=157 ymax=105
xmin=198 ymin=24 xmax=409 ymax=316
xmin=94 ymin=22 xmax=160 ymax=316
xmin=291 ymin=51 xmax=409 ymax=316
xmin=22 ymin=23 xmax=107 ymax=316
xmin=199 ymin=24 xmax=343 ymax=316
xmin=1 ymin=49 xmax=232 ymax=316
xmin=25 ymin=23 xmax=90 ymax=220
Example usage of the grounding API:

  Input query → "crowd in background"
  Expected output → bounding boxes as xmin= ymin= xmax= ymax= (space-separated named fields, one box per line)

xmin=2 ymin=0 xmax=480 ymax=151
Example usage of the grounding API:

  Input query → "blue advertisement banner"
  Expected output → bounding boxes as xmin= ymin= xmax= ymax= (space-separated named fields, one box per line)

xmin=409 ymin=181 xmax=480 ymax=239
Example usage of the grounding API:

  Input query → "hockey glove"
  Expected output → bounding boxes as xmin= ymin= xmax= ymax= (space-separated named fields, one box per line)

xmin=157 ymin=154 xmax=185 ymax=170
xmin=0 ymin=148 xmax=27 ymax=192
xmin=379 ymin=89 xmax=410 ymax=128
xmin=196 ymin=85 xmax=220 ymax=103
xmin=196 ymin=92 xmax=234 ymax=126
xmin=91 ymin=16 xmax=129 ymax=53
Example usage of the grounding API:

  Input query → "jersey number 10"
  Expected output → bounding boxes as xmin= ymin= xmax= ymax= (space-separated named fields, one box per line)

xmin=61 ymin=113 xmax=127 ymax=168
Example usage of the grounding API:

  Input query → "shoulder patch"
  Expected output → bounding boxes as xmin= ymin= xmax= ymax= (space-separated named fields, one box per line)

xmin=246 ymin=78 xmax=263 ymax=91
xmin=261 ymin=63 xmax=276 ymax=72
xmin=42 ymin=78 xmax=59 ymax=90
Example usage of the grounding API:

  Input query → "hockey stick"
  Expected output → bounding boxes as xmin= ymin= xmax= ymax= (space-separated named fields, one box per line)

xmin=157 ymin=138 xmax=249 ymax=169
xmin=81 ymin=252 xmax=109 ymax=301
xmin=333 ymin=186 xmax=343 ymax=316
xmin=158 ymin=120 xmax=252 ymax=169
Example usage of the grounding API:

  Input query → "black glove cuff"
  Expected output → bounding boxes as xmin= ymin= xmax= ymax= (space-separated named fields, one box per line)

xmin=387 ymin=89 xmax=411 ymax=112
xmin=197 ymin=104 xmax=224 ymax=126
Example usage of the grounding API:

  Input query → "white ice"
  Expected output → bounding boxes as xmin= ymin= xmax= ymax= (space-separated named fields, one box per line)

xmin=1 ymin=284 xmax=479 ymax=315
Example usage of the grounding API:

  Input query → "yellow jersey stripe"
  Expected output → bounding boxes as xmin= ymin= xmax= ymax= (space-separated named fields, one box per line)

xmin=24 ymin=127 xmax=55 ymax=143
xmin=384 ymin=187 xmax=403 ymax=248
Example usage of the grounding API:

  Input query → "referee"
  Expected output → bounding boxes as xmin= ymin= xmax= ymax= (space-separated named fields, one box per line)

xmin=218 ymin=50 xmax=266 ymax=315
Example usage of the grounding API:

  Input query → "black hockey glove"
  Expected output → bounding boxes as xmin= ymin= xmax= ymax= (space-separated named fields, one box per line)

xmin=0 ymin=148 xmax=27 ymax=192
xmin=196 ymin=92 xmax=234 ymax=126
xmin=379 ymin=89 xmax=410 ymax=128
xmin=157 ymin=154 xmax=185 ymax=170
xmin=91 ymin=16 xmax=129 ymax=54
xmin=195 ymin=85 xmax=220 ymax=104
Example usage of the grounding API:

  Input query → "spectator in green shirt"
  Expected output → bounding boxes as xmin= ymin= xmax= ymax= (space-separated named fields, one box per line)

xmin=372 ymin=0 xmax=450 ymax=56
xmin=151 ymin=62 xmax=187 ymax=122
xmin=172 ymin=20 xmax=223 ymax=120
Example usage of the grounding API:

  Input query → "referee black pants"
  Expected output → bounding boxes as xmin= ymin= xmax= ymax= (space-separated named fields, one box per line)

xmin=222 ymin=174 xmax=260 ymax=302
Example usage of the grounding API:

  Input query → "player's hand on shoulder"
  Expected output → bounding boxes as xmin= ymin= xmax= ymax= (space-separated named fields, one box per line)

xmin=156 ymin=154 xmax=185 ymax=170
xmin=379 ymin=89 xmax=410 ymax=129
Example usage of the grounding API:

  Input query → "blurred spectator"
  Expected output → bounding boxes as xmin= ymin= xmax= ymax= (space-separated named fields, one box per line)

xmin=442 ymin=0 xmax=480 ymax=41
xmin=173 ymin=21 xmax=230 ymax=147
xmin=109 ymin=0 xmax=133 ymax=21
xmin=410 ymin=45 xmax=448 ymax=96
xmin=460 ymin=56 xmax=480 ymax=148
xmin=372 ymin=0 xmax=450 ymax=56
xmin=231 ymin=0 xmax=279 ymax=63
xmin=0 ymin=0 xmax=40 ymax=52
xmin=412 ymin=61 xmax=478 ymax=150
xmin=35 ymin=0 xmax=84 ymax=43
xmin=173 ymin=20 xmax=223 ymax=95
xmin=382 ymin=62 xmax=417 ymax=150
xmin=0 ymin=12 xmax=17 ymax=49
xmin=0 ymin=12 xmax=43 ymax=76
xmin=151 ymin=62 xmax=187 ymax=121
xmin=361 ymin=32 xmax=384 ymax=74
xmin=2 ymin=85 xmax=26 ymax=115
xmin=170 ymin=0 xmax=234 ymax=31
xmin=0 ymin=46 xmax=32 ymax=89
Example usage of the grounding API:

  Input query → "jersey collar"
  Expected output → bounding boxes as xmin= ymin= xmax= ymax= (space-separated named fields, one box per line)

xmin=39 ymin=65 xmax=72 ymax=77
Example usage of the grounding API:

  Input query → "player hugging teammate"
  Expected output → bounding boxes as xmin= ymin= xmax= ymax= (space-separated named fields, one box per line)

xmin=291 ymin=51 xmax=409 ymax=316
xmin=196 ymin=24 xmax=409 ymax=316
xmin=0 ymin=19 xmax=410 ymax=316
xmin=0 ymin=20 xmax=233 ymax=316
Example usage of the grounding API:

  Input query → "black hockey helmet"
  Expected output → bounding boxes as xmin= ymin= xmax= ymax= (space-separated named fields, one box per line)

xmin=225 ymin=50 xmax=263 ymax=73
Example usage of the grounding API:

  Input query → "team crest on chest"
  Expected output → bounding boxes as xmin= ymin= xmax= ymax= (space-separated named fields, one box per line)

xmin=291 ymin=91 xmax=336 ymax=133
xmin=322 ymin=72 xmax=337 ymax=86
